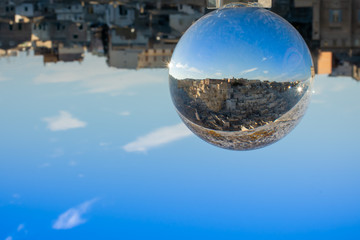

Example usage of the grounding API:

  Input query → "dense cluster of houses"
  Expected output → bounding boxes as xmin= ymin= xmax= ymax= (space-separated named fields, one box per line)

xmin=0 ymin=0 xmax=206 ymax=68
xmin=1 ymin=0 xmax=360 ymax=80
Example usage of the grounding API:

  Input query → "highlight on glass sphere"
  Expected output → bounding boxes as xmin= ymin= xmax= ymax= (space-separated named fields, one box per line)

xmin=168 ymin=4 xmax=314 ymax=150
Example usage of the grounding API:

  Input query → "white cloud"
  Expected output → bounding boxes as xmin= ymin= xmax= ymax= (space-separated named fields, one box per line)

xmin=0 ymin=74 xmax=8 ymax=82
xmin=123 ymin=123 xmax=193 ymax=152
xmin=17 ymin=224 xmax=24 ymax=232
xmin=68 ymin=161 xmax=77 ymax=166
xmin=119 ymin=111 xmax=130 ymax=116
xmin=5 ymin=236 xmax=12 ymax=240
xmin=52 ymin=199 xmax=97 ymax=230
xmin=262 ymin=57 xmax=267 ymax=61
xmin=39 ymin=163 xmax=51 ymax=168
xmin=99 ymin=142 xmax=111 ymax=147
xmin=12 ymin=194 xmax=20 ymax=199
xmin=240 ymin=68 xmax=258 ymax=75
xmin=189 ymin=67 xmax=202 ymax=74
xmin=173 ymin=62 xmax=203 ymax=74
xmin=263 ymin=70 xmax=269 ymax=74
xmin=33 ymin=59 xmax=167 ymax=94
xmin=215 ymin=72 xmax=222 ymax=77
xmin=10 ymin=194 xmax=22 ymax=205
xmin=51 ymin=148 xmax=64 ymax=158
xmin=175 ymin=63 xmax=188 ymax=69
xmin=43 ymin=111 xmax=86 ymax=131
xmin=331 ymin=82 xmax=348 ymax=92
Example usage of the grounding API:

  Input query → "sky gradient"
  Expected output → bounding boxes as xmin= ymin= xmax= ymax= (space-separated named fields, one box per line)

xmin=0 ymin=52 xmax=360 ymax=240
xmin=170 ymin=7 xmax=313 ymax=82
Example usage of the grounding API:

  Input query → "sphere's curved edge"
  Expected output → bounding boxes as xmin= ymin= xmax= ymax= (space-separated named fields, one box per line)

xmin=169 ymin=6 xmax=314 ymax=150
xmin=176 ymin=89 xmax=311 ymax=151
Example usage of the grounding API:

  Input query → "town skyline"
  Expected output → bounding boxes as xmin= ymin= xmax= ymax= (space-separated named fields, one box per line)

xmin=1 ymin=0 xmax=360 ymax=80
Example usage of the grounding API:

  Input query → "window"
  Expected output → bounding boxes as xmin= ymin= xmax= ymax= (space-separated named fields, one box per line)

xmin=329 ymin=9 xmax=342 ymax=24
xmin=355 ymin=39 xmax=360 ymax=46
xmin=24 ymin=6 xmax=28 ymax=12
xmin=119 ymin=6 xmax=128 ymax=16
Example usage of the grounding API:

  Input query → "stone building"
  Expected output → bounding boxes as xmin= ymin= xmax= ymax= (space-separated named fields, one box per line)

xmin=294 ymin=0 xmax=360 ymax=52
xmin=32 ymin=20 xmax=87 ymax=43
xmin=138 ymin=44 xmax=175 ymax=68
xmin=0 ymin=22 xmax=31 ymax=51
xmin=170 ymin=76 xmax=309 ymax=131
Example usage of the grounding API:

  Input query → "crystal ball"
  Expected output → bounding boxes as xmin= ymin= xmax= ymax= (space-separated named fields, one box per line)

xmin=169 ymin=5 xmax=314 ymax=150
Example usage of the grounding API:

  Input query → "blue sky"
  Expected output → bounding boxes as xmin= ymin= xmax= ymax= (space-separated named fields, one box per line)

xmin=0 ymin=52 xmax=360 ymax=239
xmin=169 ymin=7 xmax=313 ymax=82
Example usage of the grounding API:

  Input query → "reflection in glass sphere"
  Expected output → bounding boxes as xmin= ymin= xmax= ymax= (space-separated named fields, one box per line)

xmin=169 ymin=5 xmax=314 ymax=150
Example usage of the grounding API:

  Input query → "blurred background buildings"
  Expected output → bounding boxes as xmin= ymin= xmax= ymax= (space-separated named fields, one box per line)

xmin=1 ymin=0 xmax=360 ymax=80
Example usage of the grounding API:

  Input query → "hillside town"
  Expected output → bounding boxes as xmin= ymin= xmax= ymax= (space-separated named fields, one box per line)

xmin=0 ymin=0 xmax=207 ymax=68
xmin=170 ymin=76 xmax=309 ymax=131
xmin=1 ymin=0 xmax=360 ymax=79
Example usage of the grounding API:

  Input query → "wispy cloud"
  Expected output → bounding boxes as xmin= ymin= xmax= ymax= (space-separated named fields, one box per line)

xmin=262 ymin=56 xmax=273 ymax=61
xmin=52 ymin=198 xmax=97 ymax=230
xmin=189 ymin=67 xmax=202 ymax=73
xmin=0 ymin=73 xmax=8 ymax=82
xmin=215 ymin=72 xmax=222 ymax=77
xmin=119 ymin=111 xmax=130 ymax=116
xmin=173 ymin=62 xmax=203 ymax=74
xmin=51 ymin=148 xmax=64 ymax=158
xmin=99 ymin=142 xmax=111 ymax=147
xmin=68 ymin=161 xmax=77 ymax=166
xmin=17 ymin=224 xmax=24 ymax=232
xmin=175 ymin=63 xmax=188 ymax=69
xmin=12 ymin=194 xmax=20 ymax=199
xmin=331 ymin=82 xmax=347 ymax=92
xmin=240 ymin=68 xmax=258 ymax=75
xmin=3 ymin=223 xmax=27 ymax=240
xmin=123 ymin=123 xmax=193 ymax=152
xmin=34 ymin=62 xmax=167 ymax=94
xmin=39 ymin=163 xmax=51 ymax=168
xmin=10 ymin=194 xmax=22 ymax=205
xmin=43 ymin=111 xmax=86 ymax=131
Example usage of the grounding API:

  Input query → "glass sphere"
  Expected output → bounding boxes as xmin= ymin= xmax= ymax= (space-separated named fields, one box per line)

xmin=169 ymin=5 xmax=314 ymax=150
